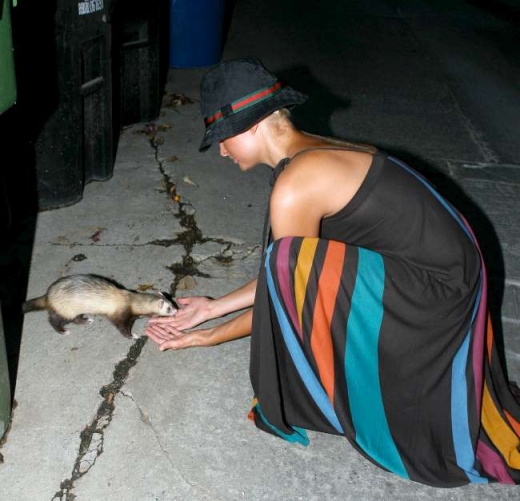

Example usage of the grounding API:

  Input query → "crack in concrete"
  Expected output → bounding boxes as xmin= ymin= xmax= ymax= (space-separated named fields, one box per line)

xmin=119 ymin=390 xmax=212 ymax=497
xmin=0 ymin=399 xmax=17 ymax=464
xmin=156 ymin=150 xmax=252 ymax=297
xmin=49 ymin=240 xmax=185 ymax=248
xmin=192 ymin=244 xmax=261 ymax=268
xmin=51 ymin=337 xmax=148 ymax=501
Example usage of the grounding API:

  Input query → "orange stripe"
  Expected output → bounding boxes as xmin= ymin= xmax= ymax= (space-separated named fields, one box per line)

xmin=248 ymin=397 xmax=259 ymax=422
xmin=482 ymin=382 xmax=520 ymax=468
xmin=505 ymin=410 xmax=520 ymax=437
xmin=486 ymin=315 xmax=494 ymax=363
xmin=310 ymin=241 xmax=345 ymax=403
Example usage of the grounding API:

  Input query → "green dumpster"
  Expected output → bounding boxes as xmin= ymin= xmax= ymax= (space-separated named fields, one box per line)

xmin=0 ymin=0 xmax=17 ymax=114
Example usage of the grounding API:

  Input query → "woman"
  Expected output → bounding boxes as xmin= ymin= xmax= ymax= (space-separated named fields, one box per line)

xmin=145 ymin=58 xmax=520 ymax=487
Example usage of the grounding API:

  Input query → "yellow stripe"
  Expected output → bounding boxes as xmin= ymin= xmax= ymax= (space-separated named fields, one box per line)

xmin=482 ymin=383 xmax=520 ymax=468
xmin=294 ymin=238 xmax=319 ymax=333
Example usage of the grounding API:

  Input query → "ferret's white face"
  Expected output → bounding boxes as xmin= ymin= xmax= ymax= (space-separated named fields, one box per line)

xmin=157 ymin=298 xmax=176 ymax=316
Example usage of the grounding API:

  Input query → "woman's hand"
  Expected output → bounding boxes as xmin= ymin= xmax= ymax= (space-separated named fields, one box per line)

xmin=150 ymin=296 xmax=212 ymax=331
xmin=145 ymin=320 xmax=214 ymax=351
xmin=145 ymin=309 xmax=253 ymax=351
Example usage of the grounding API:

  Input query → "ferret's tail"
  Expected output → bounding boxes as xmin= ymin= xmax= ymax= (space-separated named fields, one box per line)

xmin=22 ymin=296 xmax=47 ymax=313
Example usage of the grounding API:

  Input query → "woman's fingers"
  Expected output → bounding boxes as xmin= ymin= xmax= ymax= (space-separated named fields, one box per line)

xmin=147 ymin=315 xmax=181 ymax=325
xmin=145 ymin=328 xmax=212 ymax=351
xmin=158 ymin=336 xmax=196 ymax=351
xmin=144 ymin=323 xmax=183 ymax=342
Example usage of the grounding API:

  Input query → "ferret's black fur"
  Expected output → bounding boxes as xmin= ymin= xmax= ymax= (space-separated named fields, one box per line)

xmin=23 ymin=274 xmax=176 ymax=338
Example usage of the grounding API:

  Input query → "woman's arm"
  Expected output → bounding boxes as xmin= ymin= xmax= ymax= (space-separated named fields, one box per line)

xmin=145 ymin=309 xmax=253 ymax=351
xmin=206 ymin=278 xmax=257 ymax=318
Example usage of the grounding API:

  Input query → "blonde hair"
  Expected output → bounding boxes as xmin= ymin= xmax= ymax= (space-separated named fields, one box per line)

xmin=266 ymin=108 xmax=293 ymax=135
xmin=266 ymin=109 xmax=377 ymax=153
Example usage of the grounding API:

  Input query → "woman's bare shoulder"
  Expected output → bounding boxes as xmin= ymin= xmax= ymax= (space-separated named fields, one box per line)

xmin=272 ymin=147 xmax=374 ymax=218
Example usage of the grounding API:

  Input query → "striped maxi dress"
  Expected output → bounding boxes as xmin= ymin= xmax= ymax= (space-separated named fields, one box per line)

xmin=249 ymin=149 xmax=520 ymax=487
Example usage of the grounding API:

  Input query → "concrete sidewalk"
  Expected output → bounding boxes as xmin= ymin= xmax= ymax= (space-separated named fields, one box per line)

xmin=1 ymin=0 xmax=519 ymax=500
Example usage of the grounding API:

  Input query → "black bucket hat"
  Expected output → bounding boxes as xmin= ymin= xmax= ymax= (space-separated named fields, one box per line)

xmin=199 ymin=57 xmax=308 ymax=151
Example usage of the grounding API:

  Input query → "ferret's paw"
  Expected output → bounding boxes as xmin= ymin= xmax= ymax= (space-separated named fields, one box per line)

xmin=131 ymin=332 xmax=144 ymax=340
xmin=86 ymin=316 xmax=94 ymax=324
xmin=62 ymin=329 xmax=71 ymax=335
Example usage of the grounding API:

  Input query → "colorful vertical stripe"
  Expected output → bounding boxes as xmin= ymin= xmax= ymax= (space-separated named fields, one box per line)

xmin=310 ymin=240 xmax=345 ymax=402
xmin=344 ymin=248 xmax=408 ymax=478
xmin=265 ymin=241 xmax=344 ymax=434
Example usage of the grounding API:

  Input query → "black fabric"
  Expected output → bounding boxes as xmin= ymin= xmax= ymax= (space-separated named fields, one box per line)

xmin=248 ymin=149 xmax=520 ymax=487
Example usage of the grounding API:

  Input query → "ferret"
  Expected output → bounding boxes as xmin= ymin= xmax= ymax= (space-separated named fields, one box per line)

xmin=22 ymin=274 xmax=176 ymax=339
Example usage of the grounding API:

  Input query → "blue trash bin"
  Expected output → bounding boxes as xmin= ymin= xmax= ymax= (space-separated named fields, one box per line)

xmin=169 ymin=0 xmax=226 ymax=68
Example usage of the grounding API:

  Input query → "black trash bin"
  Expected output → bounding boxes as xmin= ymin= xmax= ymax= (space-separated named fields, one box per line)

xmin=112 ymin=0 xmax=169 ymax=127
xmin=11 ymin=0 xmax=114 ymax=211
xmin=0 ymin=302 xmax=10 ymax=441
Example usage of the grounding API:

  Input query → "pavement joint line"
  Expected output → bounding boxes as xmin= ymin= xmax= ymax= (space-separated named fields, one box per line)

xmin=446 ymin=95 xmax=499 ymax=165
xmin=51 ymin=337 xmax=148 ymax=501
xmin=503 ymin=317 xmax=520 ymax=325
xmin=402 ymin=14 xmax=501 ymax=166
xmin=118 ymin=390 xmax=211 ymax=495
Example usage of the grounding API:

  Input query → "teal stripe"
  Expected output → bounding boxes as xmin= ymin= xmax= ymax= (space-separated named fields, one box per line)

xmin=253 ymin=403 xmax=310 ymax=446
xmin=345 ymin=248 xmax=409 ymax=479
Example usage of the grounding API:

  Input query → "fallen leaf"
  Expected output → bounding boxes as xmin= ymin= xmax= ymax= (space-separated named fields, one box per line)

xmin=163 ymin=93 xmax=194 ymax=108
xmin=183 ymin=176 xmax=198 ymax=186
xmin=137 ymin=283 xmax=155 ymax=292
xmin=177 ymin=276 xmax=196 ymax=290
xmin=156 ymin=123 xmax=172 ymax=131
xmin=90 ymin=228 xmax=104 ymax=242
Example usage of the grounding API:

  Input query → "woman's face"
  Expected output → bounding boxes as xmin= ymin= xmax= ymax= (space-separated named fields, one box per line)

xmin=219 ymin=128 xmax=261 ymax=171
